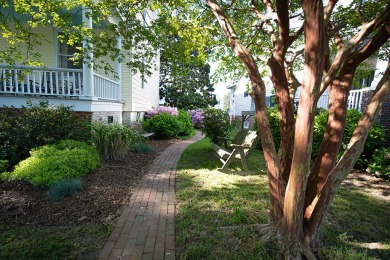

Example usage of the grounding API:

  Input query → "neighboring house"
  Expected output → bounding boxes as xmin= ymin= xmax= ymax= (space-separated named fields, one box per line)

xmin=0 ymin=9 xmax=160 ymax=124
xmin=226 ymin=77 xmax=273 ymax=128
xmin=225 ymin=57 xmax=390 ymax=145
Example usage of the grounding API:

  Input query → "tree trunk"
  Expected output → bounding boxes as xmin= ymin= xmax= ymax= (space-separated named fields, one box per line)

xmin=280 ymin=0 xmax=325 ymax=257
xmin=305 ymin=62 xmax=390 ymax=247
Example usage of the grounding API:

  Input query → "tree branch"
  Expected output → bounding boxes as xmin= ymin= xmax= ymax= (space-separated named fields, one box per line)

xmin=320 ymin=3 xmax=390 ymax=94
xmin=324 ymin=0 xmax=338 ymax=27
xmin=355 ymin=0 xmax=367 ymax=24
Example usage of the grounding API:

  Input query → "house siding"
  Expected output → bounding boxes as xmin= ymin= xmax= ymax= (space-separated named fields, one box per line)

xmin=130 ymin=52 xmax=160 ymax=114
xmin=0 ymin=26 xmax=55 ymax=67
xmin=1 ymin=24 xmax=160 ymax=123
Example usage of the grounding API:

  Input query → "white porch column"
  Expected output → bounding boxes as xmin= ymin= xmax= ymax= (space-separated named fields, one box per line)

xmin=115 ymin=36 xmax=122 ymax=102
xmin=81 ymin=7 xmax=96 ymax=100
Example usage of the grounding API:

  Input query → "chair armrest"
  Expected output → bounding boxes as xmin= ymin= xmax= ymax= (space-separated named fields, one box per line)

xmin=230 ymin=144 xmax=255 ymax=149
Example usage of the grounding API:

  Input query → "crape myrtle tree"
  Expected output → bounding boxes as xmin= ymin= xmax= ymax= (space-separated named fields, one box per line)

xmin=201 ymin=0 xmax=390 ymax=258
xmin=159 ymin=49 xmax=217 ymax=110
xmin=3 ymin=0 xmax=390 ymax=258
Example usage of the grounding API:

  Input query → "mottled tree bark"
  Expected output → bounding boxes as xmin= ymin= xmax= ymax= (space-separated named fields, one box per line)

xmin=280 ymin=1 xmax=325 ymax=257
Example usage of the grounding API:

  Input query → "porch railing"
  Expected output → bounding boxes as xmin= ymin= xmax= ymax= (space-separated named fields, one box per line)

xmin=294 ymin=88 xmax=371 ymax=111
xmin=94 ymin=73 xmax=120 ymax=100
xmin=0 ymin=65 xmax=120 ymax=101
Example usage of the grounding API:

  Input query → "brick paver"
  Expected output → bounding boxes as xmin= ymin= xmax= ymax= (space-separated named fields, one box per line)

xmin=99 ymin=131 xmax=203 ymax=259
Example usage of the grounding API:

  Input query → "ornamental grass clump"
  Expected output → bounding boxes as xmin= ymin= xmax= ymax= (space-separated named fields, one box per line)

xmin=1 ymin=140 xmax=100 ymax=188
xmin=47 ymin=178 xmax=82 ymax=202
xmin=131 ymin=142 xmax=154 ymax=153
xmin=91 ymin=122 xmax=142 ymax=160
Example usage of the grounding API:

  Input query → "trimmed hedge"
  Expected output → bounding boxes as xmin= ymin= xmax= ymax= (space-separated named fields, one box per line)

xmin=1 ymin=140 xmax=101 ymax=187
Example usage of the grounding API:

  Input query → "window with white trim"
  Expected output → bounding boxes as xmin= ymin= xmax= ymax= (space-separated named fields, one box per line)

xmin=57 ymin=33 xmax=82 ymax=69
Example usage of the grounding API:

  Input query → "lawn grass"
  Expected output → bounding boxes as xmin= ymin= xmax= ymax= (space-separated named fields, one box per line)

xmin=0 ymin=223 xmax=112 ymax=259
xmin=175 ymin=137 xmax=390 ymax=259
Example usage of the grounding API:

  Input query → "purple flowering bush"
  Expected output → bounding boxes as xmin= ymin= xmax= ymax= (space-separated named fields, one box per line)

xmin=188 ymin=109 xmax=204 ymax=129
xmin=144 ymin=106 xmax=178 ymax=119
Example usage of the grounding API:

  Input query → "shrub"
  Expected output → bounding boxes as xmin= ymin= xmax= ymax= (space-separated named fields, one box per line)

xmin=188 ymin=109 xmax=204 ymax=128
xmin=144 ymin=106 xmax=178 ymax=119
xmin=367 ymin=148 xmax=390 ymax=179
xmin=202 ymin=108 xmax=232 ymax=144
xmin=252 ymin=106 xmax=281 ymax=150
xmin=0 ymin=160 xmax=8 ymax=173
xmin=1 ymin=140 xmax=100 ymax=187
xmin=177 ymin=110 xmax=195 ymax=138
xmin=91 ymin=123 xmax=142 ymax=160
xmin=253 ymin=107 xmax=385 ymax=169
xmin=47 ymin=179 xmax=82 ymax=202
xmin=0 ymin=100 xmax=90 ymax=168
xmin=131 ymin=142 xmax=154 ymax=153
xmin=143 ymin=112 xmax=181 ymax=138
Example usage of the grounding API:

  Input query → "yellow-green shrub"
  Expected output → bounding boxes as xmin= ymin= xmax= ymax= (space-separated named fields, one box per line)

xmin=1 ymin=140 xmax=100 ymax=187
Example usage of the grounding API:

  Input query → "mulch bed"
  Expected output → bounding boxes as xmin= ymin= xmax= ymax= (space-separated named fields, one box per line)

xmin=0 ymin=138 xmax=178 ymax=227
xmin=1 ymin=139 xmax=389 ymax=227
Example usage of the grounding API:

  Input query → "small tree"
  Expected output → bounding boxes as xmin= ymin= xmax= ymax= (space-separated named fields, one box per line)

xmin=160 ymin=52 xmax=217 ymax=110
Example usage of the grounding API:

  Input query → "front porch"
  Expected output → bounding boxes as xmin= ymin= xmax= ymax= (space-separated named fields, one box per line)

xmin=0 ymin=65 xmax=120 ymax=101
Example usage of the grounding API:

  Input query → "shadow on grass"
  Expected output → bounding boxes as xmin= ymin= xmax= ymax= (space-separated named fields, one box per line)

xmin=176 ymin=137 xmax=390 ymax=259
xmin=320 ymin=187 xmax=390 ymax=259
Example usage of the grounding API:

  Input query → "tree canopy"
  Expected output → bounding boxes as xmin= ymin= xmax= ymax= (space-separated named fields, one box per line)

xmin=159 ymin=52 xmax=217 ymax=110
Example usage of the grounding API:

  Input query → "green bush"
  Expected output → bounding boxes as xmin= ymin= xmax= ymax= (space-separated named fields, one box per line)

xmin=91 ymin=122 xmax=142 ymax=160
xmin=143 ymin=112 xmax=181 ymax=139
xmin=47 ymin=178 xmax=82 ymax=202
xmin=252 ymin=106 xmax=281 ymax=150
xmin=367 ymin=148 xmax=390 ymax=179
xmin=131 ymin=142 xmax=154 ymax=153
xmin=1 ymin=140 xmax=101 ymax=187
xmin=254 ymin=107 xmax=385 ymax=169
xmin=202 ymin=108 xmax=232 ymax=144
xmin=0 ymin=160 xmax=9 ymax=173
xmin=0 ymin=100 xmax=90 ymax=168
xmin=143 ymin=110 xmax=195 ymax=139
xmin=177 ymin=110 xmax=195 ymax=138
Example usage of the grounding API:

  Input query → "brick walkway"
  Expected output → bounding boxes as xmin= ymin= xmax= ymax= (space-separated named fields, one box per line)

xmin=99 ymin=131 xmax=203 ymax=260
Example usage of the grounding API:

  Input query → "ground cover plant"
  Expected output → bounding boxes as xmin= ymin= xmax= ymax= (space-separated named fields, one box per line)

xmin=1 ymin=140 xmax=100 ymax=187
xmin=175 ymin=137 xmax=390 ymax=259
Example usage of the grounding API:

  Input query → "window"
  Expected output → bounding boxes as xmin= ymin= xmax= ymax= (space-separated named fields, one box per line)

xmin=357 ymin=71 xmax=375 ymax=88
xmin=57 ymin=33 xmax=82 ymax=69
